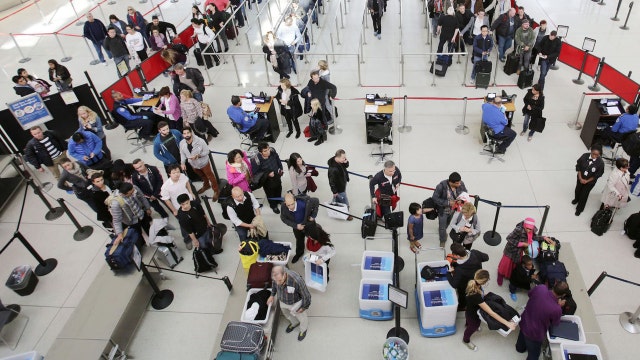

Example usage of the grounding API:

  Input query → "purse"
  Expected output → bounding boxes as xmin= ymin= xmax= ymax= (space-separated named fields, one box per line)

xmin=239 ymin=240 xmax=259 ymax=270
xmin=306 ymin=237 xmax=322 ymax=252
xmin=449 ymin=228 xmax=466 ymax=243
xmin=306 ymin=176 xmax=318 ymax=192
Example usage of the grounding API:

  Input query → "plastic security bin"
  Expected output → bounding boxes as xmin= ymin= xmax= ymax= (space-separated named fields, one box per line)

xmin=359 ymin=278 xmax=393 ymax=320
xmin=547 ymin=315 xmax=586 ymax=345
xmin=361 ymin=250 xmax=394 ymax=280
xmin=304 ymin=258 xmax=327 ymax=292
xmin=241 ymin=288 xmax=272 ymax=324
xmin=257 ymin=241 xmax=292 ymax=266
xmin=5 ymin=265 xmax=38 ymax=296
xmin=416 ymin=281 xmax=458 ymax=337
xmin=559 ymin=343 xmax=603 ymax=360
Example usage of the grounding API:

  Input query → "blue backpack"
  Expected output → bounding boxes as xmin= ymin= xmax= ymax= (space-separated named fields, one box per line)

xmin=542 ymin=261 xmax=568 ymax=288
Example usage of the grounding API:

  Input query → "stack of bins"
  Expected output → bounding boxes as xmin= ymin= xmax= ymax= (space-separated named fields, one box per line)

xmin=415 ymin=260 xmax=458 ymax=337
xmin=359 ymin=250 xmax=394 ymax=320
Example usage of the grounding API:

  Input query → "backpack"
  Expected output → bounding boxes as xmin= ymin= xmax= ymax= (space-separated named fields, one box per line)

xmin=104 ymin=194 xmax=125 ymax=207
xmin=422 ymin=197 xmax=439 ymax=220
xmin=193 ymin=247 xmax=218 ymax=273
xmin=624 ymin=212 xmax=640 ymax=240
xmin=171 ymin=43 xmax=188 ymax=55
xmin=590 ymin=208 xmax=614 ymax=236
xmin=104 ymin=228 xmax=137 ymax=270
xmin=541 ymin=261 xmax=568 ymax=288
xmin=538 ymin=238 xmax=561 ymax=263
xmin=622 ymin=132 xmax=640 ymax=157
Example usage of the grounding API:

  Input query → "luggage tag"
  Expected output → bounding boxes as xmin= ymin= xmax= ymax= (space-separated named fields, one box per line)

xmin=287 ymin=286 xmax=295 ymax=294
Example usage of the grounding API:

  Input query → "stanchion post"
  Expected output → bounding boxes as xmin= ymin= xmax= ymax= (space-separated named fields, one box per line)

xmin=10 ymin=33 xmax=32 ymax=63
xmin=538 ymin=205 xmax=550 ymax=234
xmin=83 ymin=37 xmax=102 ymax=65
xmin=483 ymin=202 xmax=502 ymax=246
xmin=386 ymin=228 xmax=409 ymax=344
xmin=245 ymin=33 xmax=254 ymax=64
xmin=620 ymin=2 xmax=634 ymax=30
xmin=619 ymin=305 xmax=640 ymax=334
xmin=223 ymin=275 xmax=233 ymax=291
xmin=201 ymin=195 xmax=218 ymax=225
xmin=263 ymin=56 xmax=272 ymax=86
xmin=231 ymin=55 xmax=242 ymax=86
xmin=339 ymin=1 xmax=345 ymax=28
xmin=34 ymin=0 xmax=49 ymax=24
xmin=26 ymin=179 xmax=64 ymax=220
xmin=207 ymin=153 xmax=221 ymax=186
xmin=97 ymin=1 xmax=108 ymax=24
xmin=588 ymin=57 xmax=604 ymax=91
xmin=56 ymin=198 xmax=94 ymax=241
xmin=398 ymin=95 xmax=412 ymax=133
xmin=335 ymin=19 xmax=342 ymax=45
xmin=69 ymin=0 xmax=85 ymax=26
xmin=53 ymin=33 xmax=73 ymax=62
xmin=569 ymin=92 xmax=586 ymax=130
xmin=612 ymin=0 xmax=623 ymax=20
xmin=140 ymin=262 xmax=174 ymax=310
xmin=587 ymin=271 xmax=608 ymax=296
xmin=357 ymin=53 xmax=362 ymax=86
xmin=456 ymin=97 xmax=470 ymax=135
xmin=473 ymin=195 xmax=480 ymax=210
xmin=572 ymin=50 xmax=589 ymax=85
xmin=13 ymin=231 xmax=58 ymax=276
xmin=400 ymin=54 xmax=405 ymax=86
xmin=330 ymin=33 xmax=336 ymax=64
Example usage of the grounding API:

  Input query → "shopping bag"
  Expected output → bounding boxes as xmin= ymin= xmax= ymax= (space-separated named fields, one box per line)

xmin=239 ymin=240 xmax=259 ymax=270
xmin=323 ymin=201 xmax=349 ymax=220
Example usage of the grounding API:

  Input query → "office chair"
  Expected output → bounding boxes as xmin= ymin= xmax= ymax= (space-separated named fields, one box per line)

xmin=602 ymin=131 xmax=636 ymax=167
xmin=230 ymin=119 xmax=258 ymax=151
xmin=480 ymin=127 xmax=506 ymax=163
xmin=368 ymin=120 xmax=394 ymax=164
xmin=111 ymin=110 xmax=150 ymax=154
xmin=0 ymin=306 xmax=29 ymax=350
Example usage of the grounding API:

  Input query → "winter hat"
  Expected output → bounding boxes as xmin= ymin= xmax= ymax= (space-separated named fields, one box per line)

xmin=523 ymin=217 xmax=536 ymax=229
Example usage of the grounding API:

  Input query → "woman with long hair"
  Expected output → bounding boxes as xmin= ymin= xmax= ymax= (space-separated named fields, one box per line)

xmin=308 ymin=98 xmax=326 ymax=146
xmin=154 ymin=86 xmax=182 ymax=131
xmin=287 ymin=152 xmax=309 ymax=195
xmin=160 ymin=48 xmax=187 ymax=69
xmin=275 ymin=78 xmax=303 ymax=138
xmin=225 ymin=149 xmax=252 ymax=192
xmin=521 ymin=84 xmax=545 ymax=141
xmin=463 ymin=269 xmax=516 ymax=351
xmin=179 ymin=89 xmax=218 ymax=141
xmin=77 ymin=106 xmax=110 ymax=159
xmin=304 ymin=223 xmax=336 ymax=281
xmin=47 ymin=59 xmax=72 ymax=91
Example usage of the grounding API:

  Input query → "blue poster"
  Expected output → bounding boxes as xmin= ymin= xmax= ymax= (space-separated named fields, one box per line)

xmin=7 ymin=93 xmax=52 ymax=130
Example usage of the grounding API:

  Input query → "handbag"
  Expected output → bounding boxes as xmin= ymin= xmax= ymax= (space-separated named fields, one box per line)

xmin=239 ymin=240 xmax=259 ymax=270
xmin=250 ymin=171 xmax=266 ymax=191
xmin=323 ymin=201 xmax=350 ymax=220
xmin=306 ymin=237 xmax=322 ymax=252
xmin=449 ymin=228 xmax=466 ymax=243
xmin=306 ymin=177 xmax=318 ymax=192
xmin=528 ymin=117 xmax=546 ymax=133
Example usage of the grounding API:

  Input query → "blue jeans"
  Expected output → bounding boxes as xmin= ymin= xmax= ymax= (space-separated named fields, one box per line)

xmin=196 ymin=229 xmax=211 ymax=249
xmin=92 ymin=39 xmax=111 ymax=63
xmin=515 ymin=330 xmax=543 ymax=360
xmin=538 ymin=58 xmax=551 ymax=89
xmin=470 ymin=55 xmax=483 ymax=79
xmin=236 ymin=226 xmax=249 ymax=241
xmin=498 ymin=35 xmax=513 ymax=60
xmin=522 ymin=114 xmax=536 ymax=137
xmin=334 ymin=192 xmax=349 ymax=207
xmin=193 ymin=92 xmax=203 ymax=102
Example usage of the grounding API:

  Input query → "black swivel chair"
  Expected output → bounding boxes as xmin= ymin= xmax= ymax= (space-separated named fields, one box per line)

xmin=230 ymin=119 xmax=258 ymax=151
xmin=368 ymin=120 xmax=394 ymax=164
xmin=480 ymin=122 xmax=506 ymax=163
xmin=603 ymin=130 xmax=637 ymax=167
xmin=111 ymin=110 xmax=150 ymax=154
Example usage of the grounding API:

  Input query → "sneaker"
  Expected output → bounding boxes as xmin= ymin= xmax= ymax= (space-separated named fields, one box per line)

xmin=528 ymin=136 xmax=533 ymax=142
xmin=510 ymin=293 xmax=518 ymax=301
xmin=185 ymin=242 xmax=193 ymax=250
xmin=499 ymin=57 xmax=506 ymax=63
xmin=469 ymin=78 xmax=475 ymax=84
xmin=373 ymin=31 xmax=378 ymax=36
xmin=286 ymin=323 xmax=300 ymax=333
xmin=102 ymin=61 xmax=108 ymax=66
xmin=272 ymin=206 xmax=280 ymax=214
xmin=377 ymin=34 xmax=381 ymax=40
xmin=298 ymin=330 xmax=307 ymax=341
xmin=520 ymin=131 xmax=526 ymax=136
xmin=464 ymin=341 xmax=478 ymax=352
xmin=346 ymin=216 xmax=354 ymax=221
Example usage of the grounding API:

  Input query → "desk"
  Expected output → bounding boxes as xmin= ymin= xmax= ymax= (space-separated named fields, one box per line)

xmin=253 ymin=97 xmax=280 ymax=142
xmin=580 ymin=98 xmax=625 ymax=148
xmin=131 ymin=96 xmax=158 ymax=108
xmin=364 ymin=99 xmax=394 ymax=144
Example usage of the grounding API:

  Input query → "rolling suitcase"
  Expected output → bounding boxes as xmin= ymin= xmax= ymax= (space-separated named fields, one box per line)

xmin=475 ymin=60 xmax=492 ymax=89
xmin=430 ymin=58 xmax=449 ymax=77
xmin=215 ymin=351 xmax=258 ymax=360
xmin=361 ymin=206 xmax=377 ymax=238
xmin=194 ymin=47 xmax=205 ymax=66
xmin=504 ymin=53 xmax=519 ymax=75
xmin=220 ymin=321 xmax=265 ymax=354
xmin=247 ymin=262 xmax=273 ymax=290
xmin=517 ymin=68 xmax=535 ymax=89
xmin=157 ymin=244 xmax=183 ymax=269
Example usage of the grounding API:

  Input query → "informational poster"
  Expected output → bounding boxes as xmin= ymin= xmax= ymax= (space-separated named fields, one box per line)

xmin=388 ymin=284 xmax=408 ymax=309
xmin=7 ymin=93 xmax=53 ymax=130
xmin=60 ymin=90 xmax=79 ymax=105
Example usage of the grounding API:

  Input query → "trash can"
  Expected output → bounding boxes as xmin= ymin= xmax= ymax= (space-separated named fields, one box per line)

xmin=5 ymin=265 xmax=38 ymax=296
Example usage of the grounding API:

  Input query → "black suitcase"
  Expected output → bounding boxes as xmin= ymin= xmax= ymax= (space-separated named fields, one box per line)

xmin=590 ymin=207 xmax=615 ymax=236
xmin=361 ymin=206 xmax=377 ymax=238
xmin=504 ymin=53 xmax=519 ymax=75
xmin=475 ymin=72 xmax=491 ymax=89
xmin=194 ymin=46 xmax=219 ymax=69
xmin=475 ymin=59 xmax=492 ymax=73
xmin=220 ymin=321 xmax=265 ymax=354
xmin=430 ymin=58 xmax=449 ymax=77
xmin=194 ymin=47 xmax=205 ymax=66
xmin=517 ymin=69 xmax=535 ymax=89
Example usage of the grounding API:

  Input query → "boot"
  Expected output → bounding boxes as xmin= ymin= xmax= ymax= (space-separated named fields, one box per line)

xmin=307 ymin=137 xmax=317 ymax=142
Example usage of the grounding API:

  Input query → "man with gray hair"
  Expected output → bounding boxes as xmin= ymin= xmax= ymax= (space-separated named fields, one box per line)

xmin=83 ymin=12 xmax=109 ymax=66
xmin=171 ymin=63 xmax=205 ymax=101
xmin=267 ymin=265 xmax=312 ymax=341
xmin=369 ymin=160 xmax=402 ymax=218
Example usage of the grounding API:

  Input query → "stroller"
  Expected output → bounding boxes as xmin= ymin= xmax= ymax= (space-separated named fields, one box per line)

xmin=149 ymin=218 xmax=183 ymax=268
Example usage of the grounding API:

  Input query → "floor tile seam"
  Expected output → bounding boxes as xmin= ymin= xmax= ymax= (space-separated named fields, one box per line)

xmin=144 ymin=309 xmax=225 ymax=316
xmin=32 ymin=306 xmax=64 ymax=351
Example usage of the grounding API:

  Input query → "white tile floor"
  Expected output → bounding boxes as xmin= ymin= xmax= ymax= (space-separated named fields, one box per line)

xmin=0 ymin=0 xmax=639 ymax=359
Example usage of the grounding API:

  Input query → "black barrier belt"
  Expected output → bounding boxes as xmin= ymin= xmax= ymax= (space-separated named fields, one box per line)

xmin=144 ymin=263 xmax=232 ymax=283
xmin=477 ymin=198 xmax=546 ymax=208
xmin=588 ymin=271 xmax=640 ymax=296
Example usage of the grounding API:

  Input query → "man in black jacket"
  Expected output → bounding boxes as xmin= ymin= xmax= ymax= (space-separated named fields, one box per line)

xmin=176 ymin=193 xmax=222 ymax=253
xmin=103 ymin=27 xmax=130 ymax=76
xmin=24 ymin=126 xmax=67 ymax=180
xmin=146 ymin=15 xmax=177 ymax=40
xmin=491 ymin=7 xmax=516 ymax=62
xmin=327 ymin=149 xmax=353 ymax=220
xmin=537 ymin=30 xmax=561 ymax=90
xmin=573 ymin=144 xmax=605 ymax=216
xmin=369 ymin=160 xmax=402 ymax=218
xmin=281 ymin=193 xmax=319 ymax=263
xmin=433 ymin=172 xmax=468 ymax=247
xmin=83 ymin=12 xmax=109 ymax=65
xmin=172 ymin=64 xmax=205 ymax=102
xmin=305 ymin=70 xmax=337 ymax=123
xmin=251 ymin=143 xmax=283 ymax=213
xmin=447 ymin=243 xmax=489 ymax=310
xmin=132 ymin=159 xmax=168 ymax=218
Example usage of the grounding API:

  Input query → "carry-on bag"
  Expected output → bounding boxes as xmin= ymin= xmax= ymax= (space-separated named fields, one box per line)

xmin=504 ymin=53 xmax=519 ymax=75
xmin=528 ymin=117 xmax=546 ymax=133
xmin=624 ymin=212 xmax=640 ymax=240
xmin=220 ymin=321 xmax=265 ymax=354
xmin=590 ymin=207 xmax=616 ymax=236
xmin=517 ymin=69 xmax=535 ymax=89
xmin=430 ymin=58 xmax=449 ymax=77
xmin=247 ymin=262 xmax=273 ymax=290
xmin=157 ymin=244 xmax=183 ymax=269
xmin=105 ymin=228 xmax=138 ymax=270
xmin=323 ymin=201 xmax=350 ymax=220
xmin=361 ymin=206 xmax=377 ymax=238
xmin=475 ymin=72 xmax=491 ymax=89
xmin=193 ymin=247 xmax=218 ymax=273
xmin=215 ymin=351 xmax=258 ymax=360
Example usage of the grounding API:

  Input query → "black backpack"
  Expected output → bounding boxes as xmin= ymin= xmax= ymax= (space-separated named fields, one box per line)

xmin=622 ymin=132 xmax=640 ymax=157
xmin=538 ymin=238 xmax=561 ymax=263
xmin=541 ymin=261 xmax=568 ymax=288
xmin=422 ymin=197 xmax=439 ymax=220
xmin=171 ymin=43 xmax=188 ymax=55
xmin=590 ymin=208 xmax=614 ymax=236
xmin=624 ymin=212 xmax=640 ymax=240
